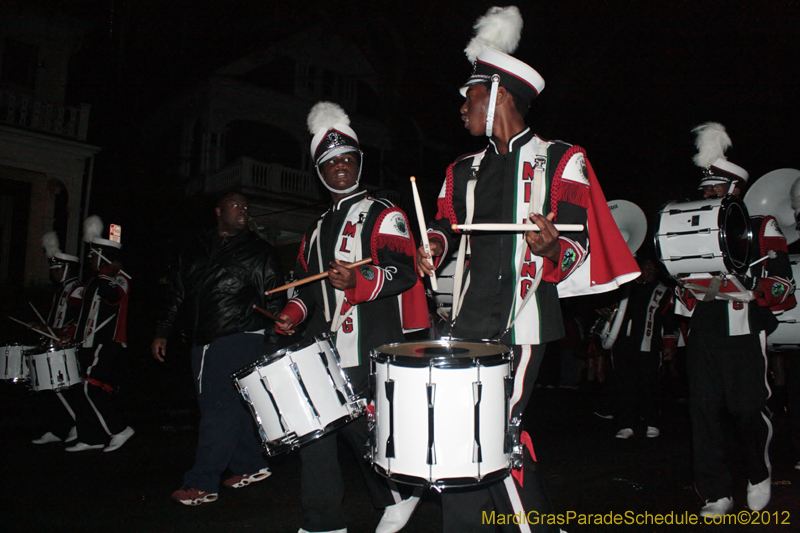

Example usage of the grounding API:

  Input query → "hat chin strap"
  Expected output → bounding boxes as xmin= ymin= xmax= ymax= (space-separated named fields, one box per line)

xmin=315 ymin=165 xmax=363 ymax=195
xmin=485 ymin=74 xmax=501 ymax=138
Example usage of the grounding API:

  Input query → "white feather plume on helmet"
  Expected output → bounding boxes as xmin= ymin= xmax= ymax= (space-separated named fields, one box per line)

xmin=83 ymin=215 xmax=104 ymax=243
xmin=464 ymin=6 xmax=523 ymax=63
xmin=692 ymin=122 xmax=731 ymax=169
xmin=42 ymin=231 xmax=61 ymax=259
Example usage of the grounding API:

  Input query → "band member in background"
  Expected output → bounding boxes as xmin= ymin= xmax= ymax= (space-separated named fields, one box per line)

xmin=152 ymin=190 xmax=285 ymax=506
xmin=275 ymin=102 xmax=429 ymax=533
xmin=611 ymin=253 xmax=678 ymax=440
xmin=415 ymin=6 xmax=638 ymax=532
xmin=30 ymin=232 xmax=83 ymax=445
xmin=674 ymin=122 xmax=796 ymax=517
xmin=66 ymin=229 xmax=134 ymax=453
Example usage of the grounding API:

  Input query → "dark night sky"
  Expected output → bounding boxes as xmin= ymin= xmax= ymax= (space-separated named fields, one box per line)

xmin=25 ymin=0 xmax=800 ymax=266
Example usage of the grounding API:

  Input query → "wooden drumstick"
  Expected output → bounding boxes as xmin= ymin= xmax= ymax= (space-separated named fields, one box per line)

xmin=266 ymin=258 xmax=373 ymax=295
xmin=96 ymin=250 xmax=131 ymax=279
xmin=7 ymin=316 xmax=60 ymax=341
xmin=29 ymin=302 xmax=56 ymax=338
xmin=252 ymin=305 xmax=280 ymax=322
xmin=453 ymin=223 xmax=585 ymax=232
xmin=410 ymin=177 xmax=437 ymax=291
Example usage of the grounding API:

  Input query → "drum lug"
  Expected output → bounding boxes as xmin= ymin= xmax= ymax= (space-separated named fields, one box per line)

xmin=507 ymin=418 xmax=523 ymax=470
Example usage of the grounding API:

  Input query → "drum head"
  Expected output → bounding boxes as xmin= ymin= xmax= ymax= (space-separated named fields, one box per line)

xmin=720 ymin=197 xmax=751 ymax=274
xmin=372 ymin=340 xmax=510 ymax=367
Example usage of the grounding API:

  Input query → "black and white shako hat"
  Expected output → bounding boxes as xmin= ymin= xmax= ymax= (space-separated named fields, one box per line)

xmin=308 ymin=101 xmax=362 ymax=194
xmin=692 ymin=122 xmax=749 ymax=189
xmin=461 ymin=6 xmax=546 ymax=137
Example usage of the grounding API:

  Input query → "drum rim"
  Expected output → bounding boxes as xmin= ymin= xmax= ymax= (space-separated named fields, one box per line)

xmin=370 ymin=339 xmax=511 ymax=367
xmin=372 ymin=462 xmax=511 ymax=489
xmin=24 ymin=344 xmax=79 ymax=356
xmin=231 ymin=332 xmax=337 ymax=381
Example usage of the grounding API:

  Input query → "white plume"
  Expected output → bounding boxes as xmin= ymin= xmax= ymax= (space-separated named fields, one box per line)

xmin=791 ymin=178 xmax=800 ymax=212
xmin=42 ymin=231 xmax=61 ymax=259
xmin=692 ymin=122 xmax=732 ymax=168
xmin=307 ymin=102 xmax=349 ymax=136
xmin=465 ymin=6 xmax=523 ymax=63
xmin=83 ymin=215 xmax=104 ymax=243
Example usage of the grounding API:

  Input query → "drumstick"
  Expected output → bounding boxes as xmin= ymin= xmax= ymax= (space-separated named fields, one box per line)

xmin=97 ymin=251 xmax=131 ymax=279
xmin=266 ymin=258 xmax=373 ymax=295
xmin=252 ymin=305 xmax=280 ymax=322
xmin=7 ymin=316 xmax=60 ymax=341
xmin=410 ymin=177 xmax=437 ymax=291
xmin=29 ymin=302 xmax=56 ymax=338
xmin=452 ymin=223 xmax=585 ymax=232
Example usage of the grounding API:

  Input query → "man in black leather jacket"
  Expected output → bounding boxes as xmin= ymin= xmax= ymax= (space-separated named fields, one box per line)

xmin=152 ymin=189 xmax=285 ymax=506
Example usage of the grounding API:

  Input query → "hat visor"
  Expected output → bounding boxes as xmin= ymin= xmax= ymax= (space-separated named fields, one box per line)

xmin=317 ymin=145 xmax=360 ymax=166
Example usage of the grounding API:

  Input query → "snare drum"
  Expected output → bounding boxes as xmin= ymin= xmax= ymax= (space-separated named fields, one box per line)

xmin=26 ymin=345 xmax=81 ymax=392
xmin=370 ymin=340 xmax=512 ymax=488
xmin=233 ymin=333 xmax=364 ymax=456
xmin=769 ymin=254 xmax=800 ymax=351
xmin=1 ymin=344 xmax=34 ymax=382
xmin=654 ymin=196 xmax=752 ymax=278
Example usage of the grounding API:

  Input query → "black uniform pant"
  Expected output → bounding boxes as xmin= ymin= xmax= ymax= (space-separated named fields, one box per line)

xmin=613 ymin=347 xmax=661 ymax=430
xmin=67 ymin=343 xmax=127 ymax=445
xmin=34 ymin=387 xmax=77 ymax=439
xmin=442 ymin=343 xmax=559 ymax=533
xmin=785 ymin=352 xmax=800 ymax=461
xmin=185 ymin=332 xmax=269 ymax=493
xmin=687 ymin=330 xmax=772 ymax=502
xmin=300 ymin=414 xmax=397 ymax=532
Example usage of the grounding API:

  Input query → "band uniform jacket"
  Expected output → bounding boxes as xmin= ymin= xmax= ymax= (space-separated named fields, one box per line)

xmin=280 ymin=191 xmax=429 ymax=377
xmin=428 ymin=129 xmax=594 ymax=345
xmin=675 ymin=214 xmax=796 ymax=336
xmin=47 ymin=276 xmax=83 ymax=339
xmin=76 ymin=264 xmax=129 ymax=348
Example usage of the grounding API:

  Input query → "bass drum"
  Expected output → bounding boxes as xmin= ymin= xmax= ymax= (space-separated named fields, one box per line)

xmin=768 ymin=254 xmax=800 ymax=351
xmin=654 ymin=196 xmax=752 ymax=278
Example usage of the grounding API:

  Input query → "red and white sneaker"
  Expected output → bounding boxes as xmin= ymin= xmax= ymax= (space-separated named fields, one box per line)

xmin=170 ymin=486 xmax=218 ymax=506
xmin=222 ymin=467 xmax=272 ymax=488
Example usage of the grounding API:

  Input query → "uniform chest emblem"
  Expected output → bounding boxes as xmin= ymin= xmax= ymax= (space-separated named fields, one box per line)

xmin=771 ymin=282 xmax=787 ymax=298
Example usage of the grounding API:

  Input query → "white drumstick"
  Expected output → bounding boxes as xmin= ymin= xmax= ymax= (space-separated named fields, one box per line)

xmin=7 ymin=316 xmax=60 ymax=341
xmin=97 ymin=251 xmax=131 ymax=279
xmin=410 ymin=177 xmax=437 ymax=291
xmin=29 ymin=302 xmax=56 ymax=338
xmin=452 ymin=223 xmax=584 ymax=232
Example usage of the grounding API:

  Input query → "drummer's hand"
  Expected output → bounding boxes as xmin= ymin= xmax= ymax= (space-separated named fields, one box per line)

xmin=152 ymin=338 xmax=168 ymax=362
xmin=416 ymin=239 xmax=442 ymax=278
xmin=328 ymin=260 xmax=357 ymax=291
xmin=275 ymin=314 xmax=296 ymax=335
xmin=109 ymin=260 xmax=123 ymax=273
xmin=525 ymin=212 xmax=561 ymax=264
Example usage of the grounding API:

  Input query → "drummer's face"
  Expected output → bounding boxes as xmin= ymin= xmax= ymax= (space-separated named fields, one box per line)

xmin=702 ymin=183 xmax=740 ymax=198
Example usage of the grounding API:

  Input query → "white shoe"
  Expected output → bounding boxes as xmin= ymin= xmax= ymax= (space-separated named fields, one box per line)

xmin=104 ymin=426 xmax=135 ymax=452
xmin=376 ymin=496 xmax=420 ymax=533
xmin=32 ymin=432 xmax=62 ymax=444
xmin=699 ymin=497 xmax=733 ymax=517
xmin=794 ymin=461 xmax=800 ymax=471
xmin=615 ymin=428 xmax=634 ymax=439
xmin=646 ymin=426 xmax=660 ymax=438
xmin=747 ymin=477 xmax=771 ymax=511
xmin=65 ymin=426 xmax=77 ymax=443
xmin=65 ymin=442 xmax=105 ymax=452
xmin=298 ymin=529 xmax=347 ymax=533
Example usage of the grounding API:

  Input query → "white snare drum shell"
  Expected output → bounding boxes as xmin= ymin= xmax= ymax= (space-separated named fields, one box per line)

xmin=371 ymin=340 xmax=511 ymax=487
xmin=26 ymin=346 xmax=81 ymax=392
xmin=1 ymin=344 xmax=34 ymax=382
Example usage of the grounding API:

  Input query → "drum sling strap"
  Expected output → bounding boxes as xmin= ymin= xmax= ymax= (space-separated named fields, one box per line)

xmin=449 ymin=141 xmax=551 ymax=339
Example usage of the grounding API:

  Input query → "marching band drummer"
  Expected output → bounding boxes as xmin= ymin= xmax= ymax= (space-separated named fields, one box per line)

xmin=274 ymin=102 xmax=429 ymax=533
xmin=415 ymin=6 xmax=639 ymax=532
xmin=152 ymin=190 xmax=285 ymax=506
xmin=674 ymin=122 xmax=796 ymax=517
xmin=30 ymin=232 xmax=83 ymax=446
xmin=65 ymin=226 xmax=135 ymax=453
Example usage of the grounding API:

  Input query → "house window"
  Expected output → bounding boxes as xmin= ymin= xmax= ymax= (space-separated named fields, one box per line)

xmin=0 ymin=38 xmax=39 ymax=91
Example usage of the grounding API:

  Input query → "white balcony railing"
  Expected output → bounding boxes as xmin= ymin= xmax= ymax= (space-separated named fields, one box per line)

xmin=203 ymin=157 xmax=324 ymax=201
xmin=0 ymin=89 xmax=90 ymax=141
